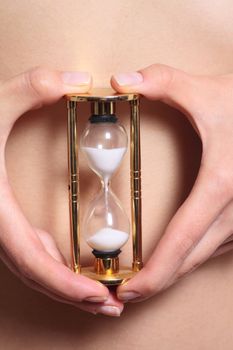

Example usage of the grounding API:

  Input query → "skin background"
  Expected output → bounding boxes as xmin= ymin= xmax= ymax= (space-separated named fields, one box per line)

xmin=0 ymin=0 xmax=233 ymax=349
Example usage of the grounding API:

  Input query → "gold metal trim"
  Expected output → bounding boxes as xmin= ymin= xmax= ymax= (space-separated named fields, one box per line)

xmin=65 ymin=90 xmax=143 ymax=284
xmin=65 ymin=88 xmax=139 ymax=102
xmin=94 ymin=256 xmax=119 ymax=275
xmin=81 ymin=266 xmax=136 ymax=286
xmin=67 ymin=101 xmax=81 ymax=273
xmin=91 ymin=101 xmax=116 ymax=115
xmin=130 ymin=99 xmax=143 ymax=271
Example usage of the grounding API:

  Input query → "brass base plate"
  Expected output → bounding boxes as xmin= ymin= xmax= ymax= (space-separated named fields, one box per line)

xmin=81 ymin=266 xmax=136 ymax=286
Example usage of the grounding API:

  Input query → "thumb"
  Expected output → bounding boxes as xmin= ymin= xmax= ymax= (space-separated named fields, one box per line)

xmin=0 ymin=67 xmax=92 ymax=132
xmin=111 ymin=64 xmax=210 ymax=137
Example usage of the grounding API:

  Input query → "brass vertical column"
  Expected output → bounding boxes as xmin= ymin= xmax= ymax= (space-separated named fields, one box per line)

xmin=130 ymin=98 xmax=143 ymax=271
xmin=67 ymin=100 xmax=81 ymax=273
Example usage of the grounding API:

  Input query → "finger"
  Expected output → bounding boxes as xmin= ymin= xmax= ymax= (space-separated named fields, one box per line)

xmin=0 ymin=244 xmax=78 ymax=305
xmin=85 ymin=291 xmax=124 ymax=317
xmin=111 ymin=64 xmax=212 ymax=137
xmin=0 ymin=247 xmax=123 ymax=316
xmin=171 ymin=200 xmax=233 ymax=283
xmin=0 ymin=182 xmax=109 ymax=303
xmin=33 ymin=230 xmax=124 ymax=315
xmin=34 ymin=228 xmax=67 ymax=265
xmin=116 ymin=165 xmax=232 ymax=302
xmin=0 ymin=67 xmax=92 ymax=138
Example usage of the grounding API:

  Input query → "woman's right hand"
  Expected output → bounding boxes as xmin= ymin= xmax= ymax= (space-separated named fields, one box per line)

xmin=0 ymin=67 xmax=123 ymax=317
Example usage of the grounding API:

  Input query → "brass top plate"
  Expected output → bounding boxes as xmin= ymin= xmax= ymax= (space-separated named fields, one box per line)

xmin=65 ymin=87 xmax=139 ymax=102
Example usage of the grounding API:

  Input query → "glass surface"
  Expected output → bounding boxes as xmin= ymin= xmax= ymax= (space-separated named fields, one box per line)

xmin=81 ymin=120 xmax=130 ymax=252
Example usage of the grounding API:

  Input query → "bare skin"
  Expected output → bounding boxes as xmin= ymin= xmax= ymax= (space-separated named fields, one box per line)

xmin=111 ymin=65 xmax=233 ymax=302
xmin=0 ymin=68 xmax=123 ymax=316
xmin=1 ymin=63 xmax=233 ymax=313
xmin=1 ymin=1 xmax=233 ymax=349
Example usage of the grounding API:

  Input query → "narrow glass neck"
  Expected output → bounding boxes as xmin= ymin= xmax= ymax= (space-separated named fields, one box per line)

xmin=101 ymin=177 xmax=111 ymax=190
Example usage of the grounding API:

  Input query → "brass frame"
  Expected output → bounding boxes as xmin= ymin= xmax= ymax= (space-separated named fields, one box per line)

xmin=66 ymin=88 xmax=143 ymax=285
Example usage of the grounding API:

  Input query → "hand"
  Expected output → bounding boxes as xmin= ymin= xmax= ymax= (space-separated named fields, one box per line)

xmin=111 ymin=64 xmax=233 ymax=302
xmin=0 ymin=67 xmax=123 ymax=317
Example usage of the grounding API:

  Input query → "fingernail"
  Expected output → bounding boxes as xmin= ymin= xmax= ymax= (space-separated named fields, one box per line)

xmin=62 ymin=71 xmax=91 ymax=85
xmin=84 ymin=296 xmax=108 ymax=303
xmin=117 ymin=291 xmax=141 ymax=302
xmin=97 ymin=306 xmax=121 ymax=317
xmin=113 ymin=72 xmax=143 ymax=86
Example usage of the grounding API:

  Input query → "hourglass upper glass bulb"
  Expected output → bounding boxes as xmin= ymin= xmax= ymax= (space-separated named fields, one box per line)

xmin=80 ymin=102 xmax=127 ymax=185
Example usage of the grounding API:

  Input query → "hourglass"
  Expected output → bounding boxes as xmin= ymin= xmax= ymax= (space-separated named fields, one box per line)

xmin=66 ymin=88 xmax=142 ymax=285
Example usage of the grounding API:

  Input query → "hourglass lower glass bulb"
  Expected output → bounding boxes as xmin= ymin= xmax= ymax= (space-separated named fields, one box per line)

xmin=84 ymin=189 xmax=129 ymax=252
xmin=81 ymin=101 xmax=130 ymax=256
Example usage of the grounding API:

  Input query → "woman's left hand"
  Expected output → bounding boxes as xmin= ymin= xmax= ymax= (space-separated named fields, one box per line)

xmin=111 ymin=64 xmax=233 ymax=303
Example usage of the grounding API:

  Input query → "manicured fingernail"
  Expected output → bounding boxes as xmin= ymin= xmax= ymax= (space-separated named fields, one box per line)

xmin=62 ymin=71 xmax=91 ymax=85
xmin=84 ymin=296 xmax=108 ymax=303
xmin=113 ymin=72 xmax=143 ymax=86
xmin=97 ymin=306 xmax=121 ymax=317
xmin=117 ymin=291 xmax=141 ymax=302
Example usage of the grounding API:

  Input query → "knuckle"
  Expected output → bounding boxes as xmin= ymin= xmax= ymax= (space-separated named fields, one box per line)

xmin=19 ymin=260 xmax=33 ymax=279
xmin=17 ymin=251 xmax=38 ymax=279
xmin=218 ymin=201 xmax=233 ymax=225
xmin=173 ymin=233 xmax=196 ymax=262
xmin=143 ymin=280 xmax=168 ymax=297
xmin=140 ymin=273 xmax=163 ymax=296
xmin=148 ymin=63 xmax=176 ymax=93
xmin=176 ymin=267 xmax=191 ymax=281
xmin=18 ymin=245 xmax=47 ymax=280
xmin=176 ymin=261 xmax=201 ymax=282
xmin=142 ymin=280 xmax=156 ymax=296
xmin=207 ymin=166 xmax=233 ymax=201
xmin=23 ymin=66 xmax=51 ymax=105
xmin=216 ymin=169 xmax=233 ymax=196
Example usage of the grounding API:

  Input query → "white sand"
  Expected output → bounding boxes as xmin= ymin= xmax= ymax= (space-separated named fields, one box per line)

xmin=87 ymin=227 xmax=129 ymax=252
xmin=83 ymin=147 xmax=126 ymax=180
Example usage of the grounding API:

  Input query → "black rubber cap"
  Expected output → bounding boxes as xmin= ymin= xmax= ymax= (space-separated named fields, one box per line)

xmin=89 ymin=114 xmax=117 ymax=124
xmin=92 ymin=249 xmax=121 ymax=259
